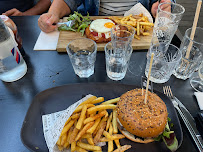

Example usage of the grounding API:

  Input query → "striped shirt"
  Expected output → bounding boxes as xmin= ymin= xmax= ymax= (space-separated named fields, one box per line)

xmin=99 ymin=0 xmax=138 ymax=16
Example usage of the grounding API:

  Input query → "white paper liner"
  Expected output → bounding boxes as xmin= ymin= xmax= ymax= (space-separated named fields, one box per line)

xmin=42 ymin=94 xmax=94 ymax=152
xmin=124 ymin=2 xmax=153 ymax=23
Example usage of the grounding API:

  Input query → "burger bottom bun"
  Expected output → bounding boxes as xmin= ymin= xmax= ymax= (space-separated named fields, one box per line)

xmin=117 ymin=119 xmax=154 ymax=144
xmin=85 ymin=26 xmax=111 ymax=43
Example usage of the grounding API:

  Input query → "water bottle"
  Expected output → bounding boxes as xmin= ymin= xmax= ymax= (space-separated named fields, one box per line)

xmin=0 ymin=18 xmax=27 ymax=82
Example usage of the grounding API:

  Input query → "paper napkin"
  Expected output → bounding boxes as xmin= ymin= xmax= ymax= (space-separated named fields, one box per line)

xmin=33 ymin=30 xmax=60 ymax=51
xmin=194 ymin=92 xmax=203 ymax=110
xmin=124 ymin=2 xmax=153 ymax=23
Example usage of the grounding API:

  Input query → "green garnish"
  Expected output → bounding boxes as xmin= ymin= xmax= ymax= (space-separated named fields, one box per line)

xmin=58 ymin=11 xmax=91 ymax=36
xmin=154 ymin=117 xmax=178 ymax=152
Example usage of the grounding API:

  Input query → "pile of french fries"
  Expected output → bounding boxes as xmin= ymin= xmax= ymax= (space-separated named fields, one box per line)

xmin=56 ymin=96 xmax=132 ymax=152
xmin=110 ymin=14 xmax=154 ymax=40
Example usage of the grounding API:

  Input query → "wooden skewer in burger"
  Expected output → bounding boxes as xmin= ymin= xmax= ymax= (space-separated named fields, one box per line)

xmin=117 ymin=53 xmax=168 ymax=143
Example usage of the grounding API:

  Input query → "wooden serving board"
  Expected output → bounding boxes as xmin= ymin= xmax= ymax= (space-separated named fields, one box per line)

xmin=56 ymin=16 xmax=153 ymax=52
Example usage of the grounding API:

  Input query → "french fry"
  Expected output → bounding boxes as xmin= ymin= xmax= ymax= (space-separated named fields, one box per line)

xmin=87 ymin=137 xmax=95 ymax=145
xmin=77 ymin=142 xmax=102 ymax=151
xmin=134 ymin=34 xmax=140 ymax=40
xmin=109 ymin=123 xmax=113 ymax=135
xmin=61 ymin=119 xmax=75 ymax=135
xmin=56 ymin=136 xmax=61 ymax=146
xmin=106 ymin=112 xmax=113 ymax=131
xmin=61 ymin=133 xmax=68 ymax=146
xmin=108 ymin=123 xmax=114 ymax=152
xmin=93 ymin=116 xmax=108 ymax=136
xmin=137 ymin=22 xmax=140 ymax=36
xmin=74 ymin=104 xmax=95 ymax=113
xmin=112 ymin=145 xmax=132 ymax=152
xmin=69 ymin=127 xmax=79 ymax=143
xmin=80 ymin=96 xmax=97 ymax=105
xmin=84 ymin=110 xmax=107 ymax=124
xmin=76 ymin=105 xmax=87 ymax=130
xmin=87 ymin=117 xmax=101 ymax=134
xmin=112 ymin=109 xmax=118 ymax=134
xmin=102 ymin=97 xmax=120 ymax=105
xmin=139 ymin=22 xmax=154 ymax=26
xmin=81 ymin=133 xmax=92 ymax=139
xmin=64 ymin=117 xmax=71 ymax=126
xmin=100 ymin=134 xmax=125 ymax=142
xmin=90 ymin=97 xmax=104 ymax=104
xmin=71 ymin=141 xmax=76 ymax=152
xmin=108 ymin=139 xmax=114 ymax=152
xmin=75 ymin=122 xmax=94 ymax=141
xmin=70 ymin=113 xmax=81 ymax=119
xmin=64 ymin=127 xmax=73 ymax=148
xmin=75 ymin=146 xmax=88 ymax=152
xmin=142 ymin=32 xmax=150 ymax=36
xmin=114 ymin=139 xmax=121 ymax=148
xmin=87 ymin=104 xmax=116 ymax=114
xmin=93 ymin=121 xmax=107 ymax=144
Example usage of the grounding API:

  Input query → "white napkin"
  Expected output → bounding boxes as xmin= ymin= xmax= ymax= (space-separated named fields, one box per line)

xmin=194 ymin=92 xmax=203 ymax=110
xmin=33 ymin=30 xmax=60 ymax=51
xmin=124 ymin=2 xmax=153 ymax=23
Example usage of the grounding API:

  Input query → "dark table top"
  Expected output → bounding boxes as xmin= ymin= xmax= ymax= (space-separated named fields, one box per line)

xmin=0 ymin=16 xmax=201 ymax=152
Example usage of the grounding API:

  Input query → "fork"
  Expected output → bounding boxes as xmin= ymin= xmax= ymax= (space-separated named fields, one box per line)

xmin=57 ymin=19 xmax=75 ymax=27
xmin=163 ymin=86 xmax=203 ymax=152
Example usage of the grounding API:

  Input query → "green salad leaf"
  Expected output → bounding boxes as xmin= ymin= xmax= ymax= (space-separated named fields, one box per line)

xmin=58 ymin=11 xmax=91 ymax=36
xmin=154 ymin=117 xmax=178 ymax=152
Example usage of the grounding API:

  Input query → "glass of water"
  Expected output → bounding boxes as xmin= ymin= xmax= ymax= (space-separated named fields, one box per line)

xmin=145 ymin=43 xmax=182 ymax=83
xmin=105 ymin=41 xmax=133 ymax=81
xmin=66 ymin=38 xmax=97 ymax=78
xmin=173 ymin=27 xmax=203 ymax=80
xmin=190 ymin=62 xmax=203 ymax=92
xmin=151 ymin=2 xmax=185 ymax=45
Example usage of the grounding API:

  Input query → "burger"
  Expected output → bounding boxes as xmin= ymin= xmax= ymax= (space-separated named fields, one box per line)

xmin=117 ymin=88 xmax=168 ymax=143
xmin=85 ymin=19 xmax=115 ymax=43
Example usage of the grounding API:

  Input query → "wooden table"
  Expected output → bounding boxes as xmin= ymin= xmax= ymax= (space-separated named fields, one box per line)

xmin=0 ymin=16 xmax=201 ymax=152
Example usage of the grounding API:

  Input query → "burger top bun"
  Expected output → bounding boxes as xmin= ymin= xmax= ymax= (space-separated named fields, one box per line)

xmin=117 ymin=89 xmax=168 ymax=139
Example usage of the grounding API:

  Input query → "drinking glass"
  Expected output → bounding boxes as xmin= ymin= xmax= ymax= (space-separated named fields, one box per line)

xmin=151 ymin=2 xmax=185 ymax=45
xmin=145 ymin=43 xmax=182 ymax=83
xmin=190 ymin=62 xmax=203 ymax=92
xmin=66 ymin=38 xmax=97 ymax=78
xmin=105 ymin=41 xmax=133 ymax=81
xmin=111 ymin=24 xmax=135 ymax=46
xmin=173 ymin=27 xmax=203 ymax=80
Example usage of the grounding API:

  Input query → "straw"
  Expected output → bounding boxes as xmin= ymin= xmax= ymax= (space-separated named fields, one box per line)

xmin=185 ymin=0 xmax=202 ymax=59
xmin=144 ymin=53 xmax=154 ymax=104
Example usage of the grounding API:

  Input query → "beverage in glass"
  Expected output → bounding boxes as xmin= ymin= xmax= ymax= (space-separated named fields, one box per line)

xmin=105 ymin=41 xmax=133 ymax=81
xmin=0 ymin=18 xmax=27 ymax=82
xmin=174 ymin=27 xmax=203 ymax=80
xmin=145 ymin=43 xmax=182 ymax=83
xmin=190 ymin=62 xmax=203 ymax=92
xmin=66 ymin=38 xmax=97 ymax=78
xmin=151 ymin=2 xmax=185 ymax=45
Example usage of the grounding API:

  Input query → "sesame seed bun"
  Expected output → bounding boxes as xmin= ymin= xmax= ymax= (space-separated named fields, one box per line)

xmin=117 ymin=89 xmax=168 ymax=140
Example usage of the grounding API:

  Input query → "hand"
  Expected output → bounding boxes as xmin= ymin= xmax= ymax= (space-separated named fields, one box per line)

xmin=151 ymin=0 xmax=171 ymax=18
xmin=38 ymin=13 xmax=59 ymax=33
xmin=2 ymin=8 xmax=23 ymax=16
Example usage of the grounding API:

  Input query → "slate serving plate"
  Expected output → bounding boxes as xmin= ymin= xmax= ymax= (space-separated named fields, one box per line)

xmin=21 ymin=83 xmax=183 ymax=152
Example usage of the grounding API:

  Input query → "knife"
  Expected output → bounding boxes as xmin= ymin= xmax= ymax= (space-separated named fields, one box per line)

xmin=173 ymin=96 xmax=203 ymax=151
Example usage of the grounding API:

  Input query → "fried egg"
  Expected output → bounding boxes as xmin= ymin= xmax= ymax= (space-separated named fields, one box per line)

xmin=90 ymin=19 xmax=115 ymax=33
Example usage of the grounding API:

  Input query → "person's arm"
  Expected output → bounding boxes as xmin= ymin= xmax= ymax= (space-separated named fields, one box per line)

xmin=2 ymin=0 xmax=51 ymax=16
xmin=23 ymin=0 xmax=51 ymax=15
xmin=38 ymin=0 xmax=81 ymax=33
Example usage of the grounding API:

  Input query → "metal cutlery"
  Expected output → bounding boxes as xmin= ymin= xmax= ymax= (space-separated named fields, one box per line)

xmin=57 ymin=19 xmax=75 ymax=27
xmin=163 ymin=86 xmax=203 ymax=152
